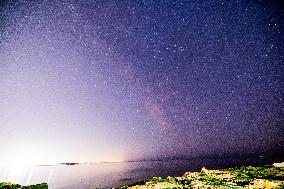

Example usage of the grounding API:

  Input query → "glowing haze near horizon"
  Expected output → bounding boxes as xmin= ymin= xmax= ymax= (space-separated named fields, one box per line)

xmin=0 ymin=0 xmax=283 ymax=166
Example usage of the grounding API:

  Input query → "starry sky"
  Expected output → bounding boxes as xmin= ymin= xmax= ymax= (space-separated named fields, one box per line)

xmin=0 ymin=0 xmax=283 ymax=165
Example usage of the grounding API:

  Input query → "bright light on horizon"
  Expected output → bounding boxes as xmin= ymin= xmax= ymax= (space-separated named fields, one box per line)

xmin=1 ymin=155 xmax=56 ymax=167
xmin=0 ymin=146 xmax=126 ymax=167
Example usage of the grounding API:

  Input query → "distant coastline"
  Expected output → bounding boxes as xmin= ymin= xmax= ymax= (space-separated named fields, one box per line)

xmin=29 ymin=153 xmax=283 ymax=167
xmin=59 ymin=162 xmax=79 ymax=166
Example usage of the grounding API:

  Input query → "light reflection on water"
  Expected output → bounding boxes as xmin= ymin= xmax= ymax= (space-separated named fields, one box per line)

xmin=0 ymin=157 xmax=282 ymax=189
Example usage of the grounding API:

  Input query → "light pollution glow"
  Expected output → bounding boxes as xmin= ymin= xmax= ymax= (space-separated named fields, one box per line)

xmin=0 ymin=0 xmax=283 ymax=168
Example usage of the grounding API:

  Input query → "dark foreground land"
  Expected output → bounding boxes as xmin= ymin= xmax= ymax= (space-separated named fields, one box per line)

xmin=0 ymin=183 xmax=47 ymax=189
xmin=1 ymin=163 xmax=284 ymax=189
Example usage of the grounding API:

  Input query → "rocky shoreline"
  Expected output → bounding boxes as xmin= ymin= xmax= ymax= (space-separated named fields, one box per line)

xmin=1 ymin=163 xmax=283 ymax=189
xmin=115 ymin=163 xmax=284 ymax=189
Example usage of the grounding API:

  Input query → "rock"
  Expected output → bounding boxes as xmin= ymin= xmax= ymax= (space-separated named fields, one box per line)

xmin=273 ymin=162 xmax=284 ymax=167
xmin=201 ymin=167 xmax=209 ymax=173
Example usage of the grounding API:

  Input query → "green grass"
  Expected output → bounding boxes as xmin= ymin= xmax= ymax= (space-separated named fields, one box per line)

xmin=226 ymin=166 xmax=284 ymax=181
xmin=0 ymin=182 xmax=48 ymax=189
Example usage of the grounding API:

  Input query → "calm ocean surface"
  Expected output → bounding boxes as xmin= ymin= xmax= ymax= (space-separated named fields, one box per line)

xmin=0 ymin=157 xmax=283 ymax=189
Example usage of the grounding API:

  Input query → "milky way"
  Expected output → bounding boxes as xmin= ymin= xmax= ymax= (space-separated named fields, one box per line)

xmin=0 ymin=0 xmax=283 ymax=164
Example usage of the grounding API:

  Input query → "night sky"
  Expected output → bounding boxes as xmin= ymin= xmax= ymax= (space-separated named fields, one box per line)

xmin=0 ymin=0 xmax=283 ymax=165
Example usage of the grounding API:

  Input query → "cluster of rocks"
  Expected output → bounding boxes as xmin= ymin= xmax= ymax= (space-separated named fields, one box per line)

xmin=118 ymin=163 xmax=284 ymax=189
